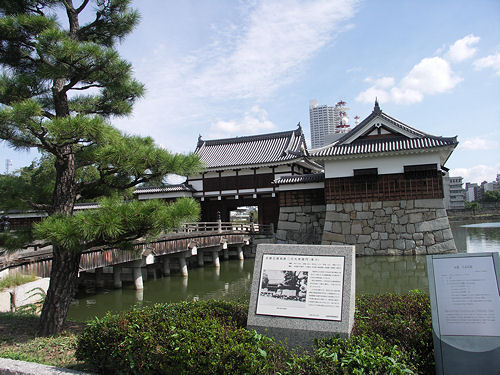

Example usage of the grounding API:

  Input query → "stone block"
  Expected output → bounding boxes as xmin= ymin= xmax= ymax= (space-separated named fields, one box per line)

xmin=414 ymin=198 xmax=444 ymax=209
xmin=344 ymin=203 xmax=354 ymax=212
xmin=279 ymin=221 xmax=301 ymax=231
xmin=362 ymin=202 xmax=370 ymax=210
xmin=406 ymin=200 xmax=414 ymax=209
xmin=395 ymin=239 xmax=406 ymax=250
xmin=358 ymin=234 xmax=371 ymax=244
xmin=375 ymin=216 xmax=390 ymax=224
xmin=405 ymin=239 xmax=416 ymax=250
xmin=364 ymin=247 xmax=375 ymax=256
xmin=357 ymin=211 xmax=374 ymax=220
xmin=322 ymin=232 xmax=346 ymax=243
xmin=324 ymin=221 xmax=333 ymax=232
xmin=346 ymin=235 xmax=357 ymax=244
xmin=427 ymin=239 xmax=456 ymax=254
xmin=374 ymin=209 xmax=385 ymax=217
xmin=399 ymin=215 xmax=409 ymax=225
xmin=391 ymin=214 xmax=398 ymax=224
xmin=436 ymin=209 xmax=447 ymax=218
xmin=342 ymin=222 xmax=351 ymax=234
xmin=423 ymin=233 xmax=435 ymax=246
xmin=279 ymin=213 xmax=288 ymax=221
xmin=326 ymin=204 xmax=336 ymax=211
xmin=362 ymin=226 xmax=374 ymax=234
xmin=289 ymin=213 xmax=296 ymax=221
xmin=381 ymin=239 xmax=394 ymax=249
xmin=383 ymin=200 xmax=399 ymax=207
xmin=312 ymin=205 xmax=325 ymax=213
xmin=408 ymin=212 xmax=423 ymax=223
xmin=369 ymin=239 xmax=381 ymax=250
xmin=387 ymin=248 xmax=403 ymax=256
xmin=394 ymin=224 xmax=405 ymax=233
xmin=407 ymin=224 xmax=416 ymax=234
xmin=326 ymin=212 xmax=350 ymax=222
xmin=371 ymin=232 xmax=379 ymax=239
xmin=296 ymin=215 xmax=310 ymax=223
xmin=275 ymin=230 xmax=287 ymax=241
xmin=370 ymin=201 xmax=382 ymax=209
xmin=351 ymin=222 xmax=362 ymax=235
xmin=354 ymin=202 xmax=363 ymax=211
xmin=415 ymin=246 xmax=427 ymax=255
xmin=331 ymin=221 xmax=342 ymax=233
xmin=413 ymin=232 xmax=424 ymax=240
xmin=433 ymin=230 xmax=444 ymax=242
xmin=415 ymin=217 xmax=450 ymax=232
xmin=380 ymin=232 xmax=388 ymax=240
xmin=303 ymin=205 xmax=312 ymax=213
xmin=443 ymin=228 xmax=454 ymax=240
xmin=423 ymin=211 xmax=436 ymax=221
xmin=389 ymin=233 xmax=397 ymax=240
xmin=385 ymin=223 xmax=393 ymax=233
xmin=384 ymin=207 xmax=393 ymax=214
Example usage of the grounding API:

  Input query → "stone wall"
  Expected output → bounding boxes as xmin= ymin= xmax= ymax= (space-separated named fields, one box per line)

xmin=276 ymin=205 xmax=325 ymax=244
xmin=321 ymin=198 xmax=456 ymax=255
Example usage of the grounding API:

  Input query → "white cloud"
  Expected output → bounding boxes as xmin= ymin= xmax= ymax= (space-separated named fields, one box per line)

xmin=445 ymin=34 xmax=480 ymax=62
xmin=451 ymin=164 xmax=500 ymax=184
xmin=207 ymin=106 xmax=277 ymax=139
xmin=113 ymin=0 xmax=358 ymax=152
xmin=357 ymin=56 xmax=462 ymax=105
xmin=459 ymin=137 xmax=499 ymax=150
xmin=473 ymin=52 xmax=500 ymax=76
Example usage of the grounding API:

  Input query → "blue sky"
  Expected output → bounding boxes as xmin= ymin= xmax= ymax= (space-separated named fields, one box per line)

xmin=1 ymin=0 xmax=500 ymax=183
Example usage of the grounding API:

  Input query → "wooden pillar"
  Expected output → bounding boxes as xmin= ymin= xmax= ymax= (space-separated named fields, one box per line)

xmin=113 ymin=266 xmax=122 ymax=289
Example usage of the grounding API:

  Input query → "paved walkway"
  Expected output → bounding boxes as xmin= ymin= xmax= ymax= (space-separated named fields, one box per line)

xmin=0 ymin=358 xmax=93 ymax=375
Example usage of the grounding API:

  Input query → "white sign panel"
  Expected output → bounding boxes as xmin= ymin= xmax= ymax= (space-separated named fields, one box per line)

xmin=433 ymin=256 xmax=500 ymax=336
xmin=256 ymin=254 xmax=345 ymax=321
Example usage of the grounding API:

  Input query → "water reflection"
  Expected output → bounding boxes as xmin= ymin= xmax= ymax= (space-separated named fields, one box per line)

xmin=67 ymin=221 xmax=500 ymax=321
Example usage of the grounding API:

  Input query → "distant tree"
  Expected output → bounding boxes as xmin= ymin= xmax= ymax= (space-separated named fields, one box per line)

xmin=465 ymin=201 xmax=481 ymax=214
xmin=482 ymin=191 xmax=500 ymax=202
xmin=0 ymin=0 xmax=202 ymax=336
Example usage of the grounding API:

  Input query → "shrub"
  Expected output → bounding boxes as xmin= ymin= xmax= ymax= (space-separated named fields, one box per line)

xmin=286 ymin=335 xmax=414 ymax=375
xmin=76 ymin=300 xmax=287 ymax=374
xmin=353 ymin=290 xmax=433 ymax=374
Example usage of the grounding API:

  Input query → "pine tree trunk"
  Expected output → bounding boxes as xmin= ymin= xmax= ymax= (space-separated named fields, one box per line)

xmin=38 ymin=247 xmax=81 ymax=336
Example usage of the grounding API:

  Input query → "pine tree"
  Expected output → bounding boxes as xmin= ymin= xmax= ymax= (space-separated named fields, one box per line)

xmin=0 ymin=0 xmax=202 ymax=335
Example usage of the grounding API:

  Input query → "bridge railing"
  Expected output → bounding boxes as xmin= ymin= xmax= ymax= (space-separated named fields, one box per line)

xmin=178 ymin=222 xmax=274 ymax=235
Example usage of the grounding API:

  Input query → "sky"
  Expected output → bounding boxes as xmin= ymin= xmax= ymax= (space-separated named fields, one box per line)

xmin=1 ymin=0 xmax=500 ymax=184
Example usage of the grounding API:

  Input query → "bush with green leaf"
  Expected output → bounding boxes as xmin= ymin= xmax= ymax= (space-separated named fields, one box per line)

xmin=76 ymin=300 xmax=287 ymax=374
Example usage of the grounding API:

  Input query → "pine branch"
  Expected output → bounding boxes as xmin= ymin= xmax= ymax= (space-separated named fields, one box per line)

xmin=75 ymin=0 xmax=91 ymax=14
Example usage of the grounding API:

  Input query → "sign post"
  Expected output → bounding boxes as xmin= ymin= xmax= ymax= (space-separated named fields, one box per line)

xmin=247 ymin=244 xmax=355 ymax=349
xmin=427 ymin=252 xmax=500 ymax=375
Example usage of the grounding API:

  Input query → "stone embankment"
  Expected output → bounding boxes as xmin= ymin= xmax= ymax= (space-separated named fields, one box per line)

xmin=321 ymin=198 xmax=456 ymax=256
xmin=275 ymin=205 xmax=325 ymax=245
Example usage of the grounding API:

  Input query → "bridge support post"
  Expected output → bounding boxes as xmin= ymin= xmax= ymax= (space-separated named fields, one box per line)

xmin=223 ymin=248 xmax=229 ymax=260
xmin=179 ymin=255 xmax=188 ymax=277
xmin=113 ymin=266 xmax=122 ymax=288
xmin=237 ymin=244 xmax=244 ymax=260
xmin=197 ymin=251 xmax=204 ymax=267
xmin=212 ymin=248 xmax=220 ymax=268
xmin=162 ymin=257 xmax=170 ymax=276
xmin=132 ymin=260 xmax=144 ymax=290
xmin=95 ymin=267 xmax=104 ymax=288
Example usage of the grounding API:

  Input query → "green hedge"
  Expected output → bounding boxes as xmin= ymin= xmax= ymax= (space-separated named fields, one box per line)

xmin=77 ymin=293 xmax=432 ymax=374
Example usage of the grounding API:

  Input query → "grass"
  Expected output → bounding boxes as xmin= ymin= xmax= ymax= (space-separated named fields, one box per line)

xmin=0 ymin=313 xmax=90 ymax=371
xmin=0 ymin=274 xmax=37 ymax=291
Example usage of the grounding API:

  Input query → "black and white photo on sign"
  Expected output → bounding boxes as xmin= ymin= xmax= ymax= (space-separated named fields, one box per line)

xmin=260 ymin=270 xmax=308 ymax=302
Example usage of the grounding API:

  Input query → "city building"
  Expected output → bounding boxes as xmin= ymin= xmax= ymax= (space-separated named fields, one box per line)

xmin=465 ymin=182 xmax=479 ymax=202
xmin=443 ymin=175 xmax=465 ymax=209
xmin=309 ymin=100 xmax=350 ymax=148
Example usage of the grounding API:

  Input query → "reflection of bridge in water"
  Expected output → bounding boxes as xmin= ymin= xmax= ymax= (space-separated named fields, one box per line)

xmin=0 ymin=222 xmax=274 ymax=290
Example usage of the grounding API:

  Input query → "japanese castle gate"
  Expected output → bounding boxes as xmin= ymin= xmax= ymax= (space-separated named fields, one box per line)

xmin=135 ymin=102 xmax=459 ymax=256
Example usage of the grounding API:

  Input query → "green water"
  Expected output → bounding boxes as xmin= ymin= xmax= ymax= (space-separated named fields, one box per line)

xmin=67 ymin=221 xmax=500 ymax=322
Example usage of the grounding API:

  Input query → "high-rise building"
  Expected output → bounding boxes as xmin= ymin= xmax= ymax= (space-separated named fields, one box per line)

xmin=309 ymin=100 xmax=350 ymax=148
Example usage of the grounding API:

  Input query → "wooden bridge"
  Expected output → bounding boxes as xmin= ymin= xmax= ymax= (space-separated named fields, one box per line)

xmin=0 ymin=222 xmax=274 ymax=290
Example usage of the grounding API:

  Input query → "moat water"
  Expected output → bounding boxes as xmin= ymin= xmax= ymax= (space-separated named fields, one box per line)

xmin=67 ymin=220 xmax=500 ymax=322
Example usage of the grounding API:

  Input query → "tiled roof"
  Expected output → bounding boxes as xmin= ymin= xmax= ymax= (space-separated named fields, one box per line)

xmin=311 ymin=136 xmax=457 ymax=157
xmin=310 ymin=101 xmax=458 ymax=158
xmin=273 ymin=173 xmax=325 ymax=185
xmin=195 ymin=127 xmax=312 ymax=169
xmin=133 ymin=184 xmax=195 ymax=195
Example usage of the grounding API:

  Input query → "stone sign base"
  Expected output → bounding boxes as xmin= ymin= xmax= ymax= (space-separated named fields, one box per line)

xmin=247 ymin=244 xmax=355 ymax=349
